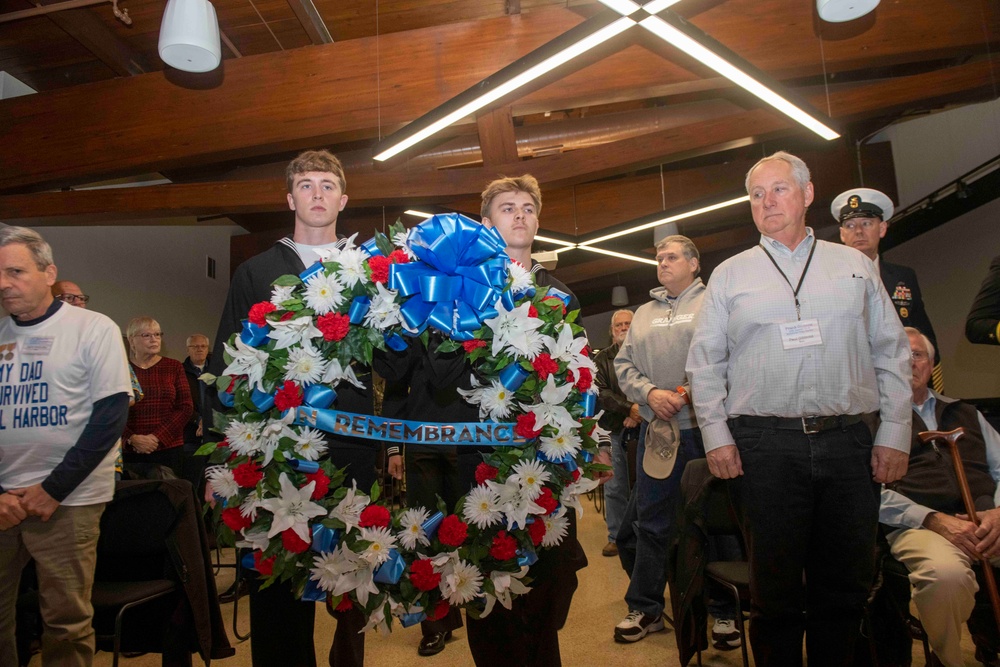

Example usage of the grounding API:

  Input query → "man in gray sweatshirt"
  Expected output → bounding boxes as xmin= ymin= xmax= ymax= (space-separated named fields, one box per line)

xmin=613 ymin=234 xmax=707 ymax=642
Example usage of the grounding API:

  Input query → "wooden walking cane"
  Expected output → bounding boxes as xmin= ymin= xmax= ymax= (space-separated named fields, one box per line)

xmin=919 ymin=427 xmax=1000 ymax=634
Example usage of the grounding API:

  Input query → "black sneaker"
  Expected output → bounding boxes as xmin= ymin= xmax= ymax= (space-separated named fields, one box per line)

xmin=614 ymin=610 xmax=665 ymax=643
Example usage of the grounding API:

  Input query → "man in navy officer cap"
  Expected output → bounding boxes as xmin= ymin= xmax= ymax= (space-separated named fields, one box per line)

xmin=834 ymin=188 xmax=942 ymax=391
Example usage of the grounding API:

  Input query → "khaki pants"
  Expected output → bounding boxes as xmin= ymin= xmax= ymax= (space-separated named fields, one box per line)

xmin=0 ymin=503 xmax=105 ymax=667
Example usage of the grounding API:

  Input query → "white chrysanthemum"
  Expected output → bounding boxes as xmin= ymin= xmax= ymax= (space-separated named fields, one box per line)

xmin=303 ymin=272 xmax=345 ymax=315
xmin=223 ymin=338 xmax=269 ymax=392
xmin=541 ymin=507 xmax=569 ymax=547
xmin=364 ymin=282 xmax=403 ymax=331
xmin=509 ymin=460 xmax=551 ymax=500
xmin=329 ymin=481 xmax=370 ymax=533
xmin=205 ymin=465 xmax=239 ymax=500
xmin=225 ymin=420 xmax=262 ymax=457
xmin=462 ymin=484 xmax=503 ymax=529
xmin=441 ymin=560 xmax=483 ymax=605
xmin=484 ymin=301 xmax=545 ymax=359
xmin=267 ymin=316 xmax=323 ymax=350
xmin=538 ymin=429 xmax=582 ymax=461
xmin=359 ymin=526 xmax=397 ymax=566
xmin=392 ymin=230 xmax=417 ymax=259
xmin=284 ymin=345 xmax=328 ymax=385
xmin=508 ymin=260 xmax=534 ymax=295
xmin=293 ymin=427 xmax=329 ymax=461
xmin=458 ymin=378 xmax=514 ymax=421
xmin=397 ymin=508 xmax=431 ymax=550
xmin=336 ymin=247 xmax=369 ymax=288
xmin=270 ymin=284 xmax=297 ymax=307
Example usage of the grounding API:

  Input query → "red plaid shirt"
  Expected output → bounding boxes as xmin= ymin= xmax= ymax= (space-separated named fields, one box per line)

xmin=124 ymin=357 xmax=193 ymax=451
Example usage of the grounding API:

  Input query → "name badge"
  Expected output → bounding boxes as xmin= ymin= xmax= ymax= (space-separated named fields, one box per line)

xmin=779 ymin=319 xmax=823 ymax=350
xmin=22 ymin=336 xmax=54 ymax=355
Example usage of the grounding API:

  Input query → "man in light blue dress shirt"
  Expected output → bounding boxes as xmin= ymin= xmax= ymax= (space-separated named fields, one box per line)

xmin=686 ymin=151 xmax=912 ymax=666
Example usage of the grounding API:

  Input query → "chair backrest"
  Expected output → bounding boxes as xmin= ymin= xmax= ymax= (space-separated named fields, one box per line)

xmin=680 ymin=459 xmax=742 ymax=539
xmin=95 ymin=481 xmax=182 ymax=583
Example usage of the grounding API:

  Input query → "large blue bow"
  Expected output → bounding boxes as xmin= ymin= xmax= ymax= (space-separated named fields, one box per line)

xmin=389 ymin=214 xmax=509 ymax=340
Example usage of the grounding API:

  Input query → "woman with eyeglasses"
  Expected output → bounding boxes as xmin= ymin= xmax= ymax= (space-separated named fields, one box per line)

xmin=122 ymin=316 xmax=193 ymax=479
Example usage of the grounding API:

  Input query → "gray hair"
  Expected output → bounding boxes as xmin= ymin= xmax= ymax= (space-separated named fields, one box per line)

xmin=904 ymin=327 xmax=935 ymax=362
xmin=0 ymin=226 xmax=54 ymax=270
xmin=745 ymin=151 xmax=812 ymax=193
xmin=126 ymin=316 xmax=160 ymax=340
xmin=186 ymin=334 xmax=209 ymax=347
xmin=655 ymin=234 xmax=701 ymax=277
xmin=609 ymin=309 xmax=633 ymax=337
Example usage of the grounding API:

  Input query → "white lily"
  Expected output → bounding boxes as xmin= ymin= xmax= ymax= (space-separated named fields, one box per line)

xmin=260 ymin=473 xmax=327 ymax=541
xmin=484 ymin=301 xmax=545 ymax=359
xmin=560 ymin=475 xmax=601 ymax=518
xmin=364 ymin=282 xmax=403 ymax=330
xmin=321 ymin=359 xmax=366 ymax=389
xmin=268 ymin=315 xmax=323 ymax=350
xmin=482 ymin=567 xmax=531 ymax=617
xmin=258 ymin=418 xmax=298 ymax=466
xmin=328 ymin=481 xmax=370 ymax=533
xmin=519 ymin=376 xmax=581 ymax=434
xmin=223 ymin=337 xmax=270 ymax=392
xmin=489 ymin=476 xmax=545 ymax=530
xmin=235 ymin=528 xmax=270 ymax=552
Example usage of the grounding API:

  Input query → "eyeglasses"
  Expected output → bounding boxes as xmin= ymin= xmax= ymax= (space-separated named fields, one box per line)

xmin=138 ymin=332 xmax=163 ymax=340
xmin=911 ymin=351 xmax=929 ymax=361
xmin=840 ymin=219 xmax=881 ymax=232
xmin=56 ymin=293 xmax=90 ymax=304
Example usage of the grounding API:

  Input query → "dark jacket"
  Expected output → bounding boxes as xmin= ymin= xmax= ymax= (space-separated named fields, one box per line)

xmin=594 ymin=341 xmax=630 ymax=433
xmin=880 ymin=259 xmax=939 ymax=362
xmin=966 ymin=254 xmax=1000 ymax=345
xmin=182 ymin=355 xmax=210 ymax=444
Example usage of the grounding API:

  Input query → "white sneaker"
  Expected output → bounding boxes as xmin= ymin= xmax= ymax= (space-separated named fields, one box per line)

xmin=614 ymin=609 xmax=665 ymax=643
xmin=712 ymin=618 xmax=741 ymax=649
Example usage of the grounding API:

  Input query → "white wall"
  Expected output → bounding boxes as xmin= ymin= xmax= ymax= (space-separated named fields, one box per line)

xmin=40 ymin=225 xmax=244 ymax=359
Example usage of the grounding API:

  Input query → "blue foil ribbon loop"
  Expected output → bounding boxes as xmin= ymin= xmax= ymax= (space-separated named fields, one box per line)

xmin=348 ymin=296 xmax=371 ymax=325
xmin=498 ymin=363 xmax=530 ymax=391
xmin=373 ymin=549 xmax=405 ymax=584
xmin=288 ymin=459 xmax=320 ymax=474
xmin=301 ymin=577 xmax=326 ymax=602
xmin=401 ymin=612 xmax=427 ymax=627
xmin=361 ymin=237 xmax=382 ymax=257
xmin=545 ymin=288 xmax=571 ymax=307
xmin=578 ymin=393 xmax=596 ymax=418
xmin=304 ymin=384 xmax=336 ymax=409
xmin=512 ymin=286 xmax=536 ymax=301
xmin=579 ymin=450 xmax=594 ymax=463
xmin=384 ymin=332 xmax=408 ymax=351
xmin=311 ymin=525 xmax=340 ymax=554
xmin=562 ymin=457 xmax=578 ymax=473
xmin=389 ymin=214 xmax=508 ymax=338
xmin=299 ymin=262 xmax=324 ymax=283
xmin=536 ymin=450 xmax=573 ymax=466
xmin=422 ymin=511 xmax=444 ymax=540
xmin=517 ymin=549 xmax=539 ymax=567
xmin=251 ymin=387 xmax=275 ymax=412
xmin=218 ymin=391 xmax=235 ymax=407
xmin=240 ymin=320 xmax=270 ymax=346
xmin=240 ymin=552 xmax=256 ymax=571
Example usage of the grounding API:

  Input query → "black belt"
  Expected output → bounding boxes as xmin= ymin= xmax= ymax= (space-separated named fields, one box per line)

xmin=728 ymin=414 xmax=864 ymax=435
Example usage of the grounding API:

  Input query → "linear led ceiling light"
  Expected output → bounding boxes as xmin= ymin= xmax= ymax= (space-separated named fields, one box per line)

xmin=404 ymin=209 xmax=434 ymax=218
xmin=576 ymin=245 xmax=659 ymax=265
xmin=637 ymin=12 xmax=840 ymax=140
xmin=580 ymin=194 xmax=748 ymax=246
xmin=534 ymin=234 xmax=577 ymax=248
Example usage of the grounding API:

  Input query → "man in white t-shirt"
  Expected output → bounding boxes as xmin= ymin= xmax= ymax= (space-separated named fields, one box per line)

xmin=0 ymin=227 xmax=131 ymax=666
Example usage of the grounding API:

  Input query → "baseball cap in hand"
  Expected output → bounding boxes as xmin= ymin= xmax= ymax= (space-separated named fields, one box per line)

xmin=642 ymin=418 xmax=680 ymax=479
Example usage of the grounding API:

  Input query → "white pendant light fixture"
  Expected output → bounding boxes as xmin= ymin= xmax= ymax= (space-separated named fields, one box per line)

xmin=159 ymin=0 xmax=222 ymax=73
xmin=817 ymin=0 xmax=880 ymax=23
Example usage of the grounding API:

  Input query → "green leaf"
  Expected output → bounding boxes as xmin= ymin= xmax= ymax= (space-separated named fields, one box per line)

xmin=435 ymin=339 xmax=462 ymax=354
xmin=195 ymin=441 xmax=219 ymax=457
xmin=369 ymin=480 xmax=381 ymax=503
xmin=215 ymin=375 xmax=231 ymax=391
xmin=272 ymin=274 xmax=303 ymax=287
xmin=375 ymin=231 xmax=396 ymax=258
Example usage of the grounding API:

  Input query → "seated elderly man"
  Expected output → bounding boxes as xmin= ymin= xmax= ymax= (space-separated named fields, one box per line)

xmin=880 ymin=327 xmax=1000 ymax=667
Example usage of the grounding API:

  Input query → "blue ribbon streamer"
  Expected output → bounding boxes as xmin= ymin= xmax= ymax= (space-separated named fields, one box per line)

xmin=348 ymin=296 xmax=370 ymax=325
xmin=304 ymin=384 xmax=336 ymax=409
xmin=498 ymin=364 xmax=530 ymax=391
xmin=401 ymin=612 xmax=427 ymax=627
xmin=578 ymin=393 xmax=596 ymax=418
xmin=311 ymin=525 xmax=340 ymax=554
xmin=360 ymin=237 xmax=382 ymax=257
xmin=384 ymin=332 xmax=408 ymax=351
xmin=292 ymin=407 xmax=524 ymax=447
xmin=301 ymin=577 xmax=326 ymax=602
xmin=218 ymin=391 xmax=235 ymax=408
xmin=251 ymin=387 xmax=275 ymax=412
xmin=288 ymin=458 xmax=320 ymax=474
xmin=517 ymin=549 xmax=539 ymax=567
xmin=240 ymin=320 xmax=270 ymax=346
xmin=373 ymin=549 xmax=405 ymax=584
xmin=299 ymin=262 xmax=324 ymax=283
xmin=580 ymin=450 xmax=594 ymax=463
xmin=422 ymin=511 xmax=444 ymax=540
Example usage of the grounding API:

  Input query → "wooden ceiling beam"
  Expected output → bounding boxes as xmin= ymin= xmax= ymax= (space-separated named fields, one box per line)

xmin=476 ymin=106 xmax=519 ymax=167
xmin=285 ymin=0 xmax=333 ymax=45
xmin=41 ymin=4 xmax=152 ymax=76
xmin=1 ymin=1 xmax=993 ymax=191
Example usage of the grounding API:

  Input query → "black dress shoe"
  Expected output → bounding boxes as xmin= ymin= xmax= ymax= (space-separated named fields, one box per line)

xmin=417 ymin=631 xmax=452 ymax=657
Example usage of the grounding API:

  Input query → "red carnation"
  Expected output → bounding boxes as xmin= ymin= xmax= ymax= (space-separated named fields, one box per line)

xmin=274 ymin=381 xmax=304 ymax=411
xmin=580 ymin=347 xmax=590 ymax=357
xmin=280 ymin=311 xmax=296 ymax=321
xmin=368 ymin=255 xmax=390 ymax=284
xmin=282 ymin=528 xmax=311 ymax=554
xmin=410 ymin=558 xmax=441 ymax=592
xmin=536 ymin=487 xmax=558 ymax=515
xmin=233 ymin=461 xmax=264 ymax=488
xmin=489 ymin=530 xmax=519 ymax=561
xmin=565 ymin=468 xmax=581 ymax=487
xmin=317 ymin=312 xmax=350 ymax=342
xmin=426 ymin=599 xmax=451 ymax=622
xmin=388 ymin=249 xmax=410 ymax=264
xmin=574 ymin=367 xmax=593 ymax=392
xmin=225 ymin=378 xmax=237 ymax=394
xmin=532 ymin=353 xmax=559 ymax=381
xmin=305 ymin=469 xmax=331 ymax=500
xmin=515 ymin=413 xmax=542 ymax=439
xmin=253 ymin=551 xmax=275 ymax=576
xmin=248 ymin=301 xmax=276 ymax=326
xmin=335 ymin=596 xmax=353 ymax=612
xmin=528 ymin=519 xmax=547 ymax=546
xmin=438 ymin=514 xmax=468 ymax=547
xmin=475 ymin=462 xmax=499 ymax=486
xmin=359 ymin=504 xmax=391 ymax=529
xmin=462 ymin=339 xmax=488 ymax=353
xmin=221 ymin=507 xmax=252 ymax=532
xmin=528 ymin=304 xmax=539 ymax=318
